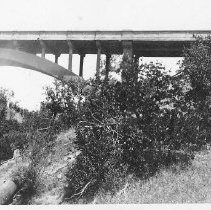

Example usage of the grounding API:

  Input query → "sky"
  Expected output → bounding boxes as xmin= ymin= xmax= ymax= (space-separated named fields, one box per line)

xmin=0 ymin=0 xmax=211 ymax=110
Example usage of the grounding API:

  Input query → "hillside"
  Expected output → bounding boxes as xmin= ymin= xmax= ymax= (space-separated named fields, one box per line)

xmin=1 ymin=129 xmax=211 ymax=204
xmin=94 ymin=146 xmax=211 ymax=204
xmin=0 ymin=128 xmax=79 ymax=204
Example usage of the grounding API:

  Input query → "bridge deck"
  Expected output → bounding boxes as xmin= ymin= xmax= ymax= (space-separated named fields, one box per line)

xmin=0 ymin=31 xmax=210 ymax=57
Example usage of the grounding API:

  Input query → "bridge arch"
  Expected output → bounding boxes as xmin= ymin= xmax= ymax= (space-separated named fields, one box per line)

xmin=0 ymin=48 xmax=78 ymax=81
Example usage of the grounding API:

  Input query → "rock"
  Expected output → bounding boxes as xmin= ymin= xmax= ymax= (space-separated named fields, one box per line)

xmin=0 ymin=180 xmax=18 ymax=205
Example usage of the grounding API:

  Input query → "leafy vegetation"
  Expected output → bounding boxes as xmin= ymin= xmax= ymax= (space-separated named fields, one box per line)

xmin=61 ymin=36 xmax=211 ymax=203
xmin=0 ymin=87 xmax=58 ymax=204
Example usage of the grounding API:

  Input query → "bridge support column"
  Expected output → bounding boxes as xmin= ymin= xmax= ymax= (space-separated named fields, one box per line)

xmin=68 ymin=41 xmax=74 ymax=71
xmin=79 ymin=53 xmax=85 ymax=77
xmin=122 ymin=41 xmax=133 ymax=60
xmin=105 ymin=53 xmax=111 ymax=82
xmin=96 ymin=41 xmax=101 ymax=81
xmin=41 ymin=47 xmax=46 ymax=58
xmin=121 ymin=41 xmax=133 ymax=82
xmin=55 ymin=54 xmax=60 ymax=64
xmin=39 ymin=40 xmax=46 ymax=58
xmin=12 ymin=40 xmax=20 ymax=50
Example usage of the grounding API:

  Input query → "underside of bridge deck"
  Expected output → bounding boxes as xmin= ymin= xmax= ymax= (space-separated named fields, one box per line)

xmin=0 ymin=40 xmax=190 ymax=57
xmin=0 ymin=30 xmax=210 ymax=79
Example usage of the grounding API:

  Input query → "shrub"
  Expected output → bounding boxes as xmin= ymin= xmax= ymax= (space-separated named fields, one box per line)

xmin=0 ymin=119 xmax=23 ymax=162
xmin=63 ymin=58 xmax=187 ymax=202
xmin=3 ymin=131 xmax=28 ymax=151
xmin=64 ymin=123 xmax=128 ymax=203
xmin=0 ymin=136 xmax=13 ymax=161
xmin=63 ymin=36 xmax=211 ymax=203
xmin=12 ymin=164 xmax=38 ymax=205
xmin=44 ymin=78 xmax=86 ymax=128
xmin=11 ymin=130 xmax=56 ymax=204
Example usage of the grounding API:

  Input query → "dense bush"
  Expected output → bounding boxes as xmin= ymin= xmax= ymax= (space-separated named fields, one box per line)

xmin=12 ymin=164 xmax=38 ymax=205
xmin=10 ymin=129 xmax=57 ymax=204
xmin=63 ymin=36 xmax=211 ymax=203
xmin=0 ymin=86 xmax=58 ymax=162
xmin=0 ymin=89 xmax=20 ymax=161
xmin=0 ymin=136 xmax=13 ymax=161
xmin=0 ymin=88 xmax=60 ymax=204
xmin=43 ymin=78 xmax=86 ymax=128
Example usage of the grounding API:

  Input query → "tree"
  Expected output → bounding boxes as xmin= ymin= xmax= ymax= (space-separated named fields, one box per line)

xmin=180 ymin=35 xmax=211 ymax=103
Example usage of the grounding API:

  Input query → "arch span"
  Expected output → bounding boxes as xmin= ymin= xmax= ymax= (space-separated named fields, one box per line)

xmin=0 ymin=48 xmax=78 ymax=80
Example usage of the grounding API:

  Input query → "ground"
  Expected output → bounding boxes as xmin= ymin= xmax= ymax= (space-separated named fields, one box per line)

xmin=0 ymin=128 xmax=78 ymax=205
xmin=94 ymin=146 xmax=211 ymax=204
xmin=1 ymin=129 xmax=211 ymax=204
xmin=29 ymin=129 xmax=78 ymax=205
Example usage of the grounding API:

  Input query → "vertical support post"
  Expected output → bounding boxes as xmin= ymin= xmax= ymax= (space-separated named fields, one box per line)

xmin=105 ymin=53 xmax=111 ymax=82
xmin=67 ymin=41 xmax=74 ymax=71
xmin=122 ymin=41 xmax=133 ymax=61
xmin=122 ymin=41 xmax=133 ymax=82
xmin=39 ymin=40 xmax=46 ymax=58
xmin=79 ymin=53 xmax=85 ymax=77
xmin=12 ymin=40 xmax=20 ymax=50
xmin=96 ymin=41 xmax=101 ymax=81
xmin=55 ymin=54 xmax=60 ymax=64
xmin=41 ymin=47 xmax=46 ymax=58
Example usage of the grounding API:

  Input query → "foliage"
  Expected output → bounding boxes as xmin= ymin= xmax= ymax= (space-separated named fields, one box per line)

xmin=63 ymin=58 xmax=183 ymax=202
xmin=44 ymin=78 xmax=86 ymax=128
xmin=12 ymin=164 xmax=38 ymax=205
xmin=11 ymin=129 xmax=56 ymax=204
xmin=64 ymin=36 xmax=211 ymax=202
xmin=0 ymin=88 xmax=20 ymax=161
xmin=180 ymin=35 xmax=211 ymax=103
xmin=0 ymin=86 xmax=58 ymax=162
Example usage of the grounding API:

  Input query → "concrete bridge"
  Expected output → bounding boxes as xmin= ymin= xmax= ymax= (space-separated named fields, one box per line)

xmin=0 ymin=30 xmax=211 ymax=79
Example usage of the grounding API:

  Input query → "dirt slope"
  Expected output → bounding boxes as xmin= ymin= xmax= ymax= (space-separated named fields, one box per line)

xmin=30 ymin=129 xmax=78 ymax=204
xmin=2 ymin=129 xmax=211 ymax=204
xmin=0 ymin=128 xmax=78 ymax=205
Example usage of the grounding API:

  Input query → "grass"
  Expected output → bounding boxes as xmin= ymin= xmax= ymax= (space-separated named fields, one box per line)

xmin=0 ymin=128 xmax=77 ymax=204
xmin=29 ymin=129 xmax=78 ymax=204
xmin=2 ymin=128 xmax=211 ymax=204
xmin=93 ymin=147 xmax=211 ymax=204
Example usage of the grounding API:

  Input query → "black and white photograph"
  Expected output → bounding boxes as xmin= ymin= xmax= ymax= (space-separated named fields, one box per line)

xmin=0 ymin=0 xmax=211 ymax=207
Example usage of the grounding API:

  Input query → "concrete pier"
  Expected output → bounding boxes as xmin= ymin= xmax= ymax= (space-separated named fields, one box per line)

xmin=67 ymin=41 xmax=73 ymax=71
xmin=55 ymin=54 xmax=60 ymax=64
xmin=105 ymin=54 xmax=111 ymax=81
xmin=39 ymin=40 xmax=46 ymax=58
xmin=96 ymin=41 xmax=101 ymax=80
xmin=122 ymin=41 xmax=133 ymax=60
xmin=79 ymin=53 xmax=85 ymax=77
